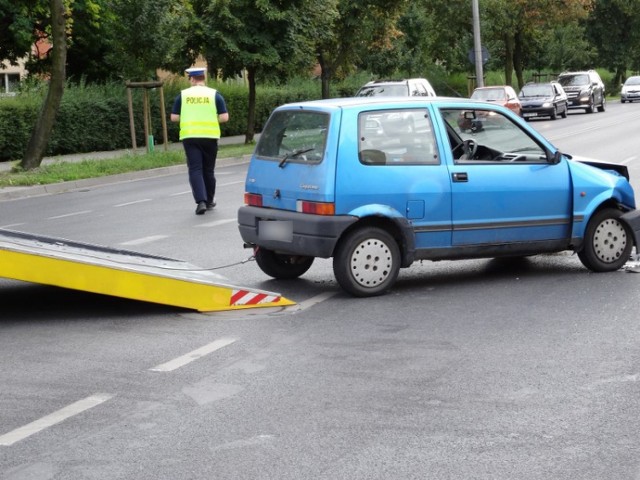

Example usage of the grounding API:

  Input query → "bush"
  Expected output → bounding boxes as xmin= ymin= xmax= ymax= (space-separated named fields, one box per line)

xmin=0 ymin=77 xmax=330 ymax=162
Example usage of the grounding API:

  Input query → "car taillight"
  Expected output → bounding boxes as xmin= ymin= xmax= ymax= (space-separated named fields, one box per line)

xmin=244 ymin=193 xmax=263 ymax=207
xmin=297 ymin=200 xmax=335 ymax=215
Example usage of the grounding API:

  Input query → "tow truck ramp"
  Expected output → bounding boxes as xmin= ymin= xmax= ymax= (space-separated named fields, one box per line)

xmin=0 ymin=229 xmax=294 ymax=312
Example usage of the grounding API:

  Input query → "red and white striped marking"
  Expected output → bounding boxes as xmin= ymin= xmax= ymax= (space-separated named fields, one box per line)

xmin=230 ymin=289 xmax=281 ymax=306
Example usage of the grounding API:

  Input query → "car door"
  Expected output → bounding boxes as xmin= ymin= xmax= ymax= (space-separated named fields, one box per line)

xmin=336 ymin=106 xmax=453 ymax=250
xmin=436 ymin=106 xmax=573 ymax=247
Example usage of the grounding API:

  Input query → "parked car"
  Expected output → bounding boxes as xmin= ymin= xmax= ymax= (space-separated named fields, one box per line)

xmin=518 ymin=81 xmax=568 ymax=120
xmin=355 ymin=78 xmax=436 ymax=97
xmin=621 ymin=76 xmax=640 ymax=103
xmin=557 ymin=70 xmax=606 ymax=113
xmin=238 ymin=97 xmax=640 ymax=297
xmin=470 ymin=86 xmax=522 ymax=116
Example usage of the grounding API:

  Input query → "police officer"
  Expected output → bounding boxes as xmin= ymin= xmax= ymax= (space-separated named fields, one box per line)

xmin=170 ymin=67 xmax=229 ymax=215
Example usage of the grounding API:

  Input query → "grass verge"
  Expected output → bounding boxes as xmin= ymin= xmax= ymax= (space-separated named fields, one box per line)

xmin=0 ymin=143 xmax=255 ymax=188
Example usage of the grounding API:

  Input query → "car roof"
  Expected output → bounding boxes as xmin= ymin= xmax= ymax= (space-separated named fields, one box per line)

xmin=275 ymin=96 xmax=497 ymax=111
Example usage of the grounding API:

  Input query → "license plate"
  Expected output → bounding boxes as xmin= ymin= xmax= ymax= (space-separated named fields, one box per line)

xmin=523 ymin=112 xmax=537 ymax=118
xmin=258 ymin=220 xmax=293 ymax=242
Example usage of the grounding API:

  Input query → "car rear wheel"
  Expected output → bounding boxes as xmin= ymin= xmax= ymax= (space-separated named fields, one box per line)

xmin=333 ymin=227 xmax=400 ymax=297
xmin=254 ymin=248 xmax=314 ymax=279
xmin=577 ymin=208 xmax=633 ymax=272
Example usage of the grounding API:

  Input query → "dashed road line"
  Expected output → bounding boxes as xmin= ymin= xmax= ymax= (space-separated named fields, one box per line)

xmin=196 ymin=218 xmax=236 ymax=228
xmin=0 ymin=393 xmax=113 ymax=446
xmin=115 ymin=198 xmax=153 ymax=207
xmin=149 ymin=337 xmax=237 ymax=372
xmin=48 ymin=211 xmax=91 ymax=219
xmin=119 ymin=235 xmax=169 ymax=246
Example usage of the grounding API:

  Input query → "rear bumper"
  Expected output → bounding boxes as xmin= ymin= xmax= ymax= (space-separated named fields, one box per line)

xmin=238 ymin=206 xmax=357 ymax=258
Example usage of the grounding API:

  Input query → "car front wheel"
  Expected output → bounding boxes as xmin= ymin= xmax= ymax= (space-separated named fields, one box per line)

xmin=598 ymin=96 xmax=606 ymax=112
xmin=578 ymin=208 xmax=633 ymax=272
xmin=333 ymin=227 xmax=400 ymax=297
xmin=254 ymin=247 xmax=314 ymax=279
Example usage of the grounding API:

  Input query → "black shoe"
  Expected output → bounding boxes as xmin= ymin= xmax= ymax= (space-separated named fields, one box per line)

xmin=195 ymin=201 xmax=207 ymax=215
xmin=206 ymin=201 xmax=216 ymax=210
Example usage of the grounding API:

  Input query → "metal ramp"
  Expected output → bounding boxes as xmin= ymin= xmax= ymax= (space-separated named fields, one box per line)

xmin=0 ymin=229 xmax=294 ymax=312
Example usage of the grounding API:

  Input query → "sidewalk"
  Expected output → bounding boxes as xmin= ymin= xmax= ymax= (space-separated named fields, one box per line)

xmin=0 ymin=135 xmax=254 ymax=201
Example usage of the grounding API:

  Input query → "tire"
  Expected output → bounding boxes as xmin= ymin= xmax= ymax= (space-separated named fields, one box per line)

xmin=333 ymin=227 xmax=400 ymax=297
xmin=586 ymin=96 xmax=595 ymax=113
xmin=254 ymin=247 xmax=314 ymax=279
xmin=577 ymin=208 xmax=633 ymax=272
xmin=598 ymin=96 xmax=606 ymax=112
xmin=561 ymin=104 xmax=568 ymax=118
xmin=550 ymin=107 xmax=557 ymax=120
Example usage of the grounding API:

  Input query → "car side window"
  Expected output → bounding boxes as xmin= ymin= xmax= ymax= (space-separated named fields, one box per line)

xmin=439 ymin=108 xmax=548 ymax=164
xmin=358 ymin=109 xmax=439 ymax=165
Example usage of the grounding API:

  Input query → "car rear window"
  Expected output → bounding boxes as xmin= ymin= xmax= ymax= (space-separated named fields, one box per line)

xmin=254 ymin=110 xmax=328 ymax=164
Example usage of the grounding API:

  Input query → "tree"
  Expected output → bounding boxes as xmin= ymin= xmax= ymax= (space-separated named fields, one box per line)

xmin=104 ymin=0 xmax=193 ymax=81
xmin=196 ymin=0 xmax=318 ymax=143
xmin=587 ymin=0 xmax=640 ymax=84
xmin=482 ymin=0 xmax=593 ymax=89
xmin=20 ymin=0 xmax=67 ymax=170
xmin=314 ymin=0 xmax=408 ymax=98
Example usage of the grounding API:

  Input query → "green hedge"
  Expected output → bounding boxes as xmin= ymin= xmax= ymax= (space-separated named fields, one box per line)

xmin=0 ymin=78 xmax=324 ymax=162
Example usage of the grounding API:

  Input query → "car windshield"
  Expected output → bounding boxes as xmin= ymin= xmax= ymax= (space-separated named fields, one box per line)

xmin=471 ymin=88 xmax=506 ymax=101
xmin=559 ymin=74 xmax=589 ymax=87
xmin=520 ymin=84 xmax=553 ymax=97
xmin=357 ymin=85 xmax=408 ymax=97
xmin=625 ymin=77 xmax=640 ymax=86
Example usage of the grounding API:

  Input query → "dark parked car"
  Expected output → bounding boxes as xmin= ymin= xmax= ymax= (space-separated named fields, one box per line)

xmin=621 ymin=76 xmax=640 ymax=103
xmin=519 ymin=81 xmax=568 ymax=120
xmin=557 ymin=70 xmax=606 ymax=113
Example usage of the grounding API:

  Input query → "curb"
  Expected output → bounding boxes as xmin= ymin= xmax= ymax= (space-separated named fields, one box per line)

xmin=0 ymin=154 xmax=250 ymax=202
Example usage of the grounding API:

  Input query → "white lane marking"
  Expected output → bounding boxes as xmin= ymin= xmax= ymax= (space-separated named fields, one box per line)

xmin=0 ymin=223 xmax=26 ymax=229
xmin=218 ymin=180 xmax=244 ymax=187
xmin=0 ymin=393 xmax=113 ymax=446
xmin=621 ymin=156 xmax=637 ymax=164
xmin=48 ymin=211 xmax=91 ymax=219
xmin=196 ymin=218 xmax=236 ymax=228
xmin=170 ymin=190 xmax=192 ymax=197
xmin=114 ymin=199 xmax=152 ymax=207
xmin=149 ymin=338 xmax=237 ymax=372
xmin=291 ymin=292 xmax=338 ymax=313
xmin=119 ymin=235 xmax=168 ymax=246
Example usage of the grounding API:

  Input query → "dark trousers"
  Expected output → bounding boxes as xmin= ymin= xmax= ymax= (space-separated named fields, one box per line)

xmin=183 ymin=138 xmax=218 ymax=204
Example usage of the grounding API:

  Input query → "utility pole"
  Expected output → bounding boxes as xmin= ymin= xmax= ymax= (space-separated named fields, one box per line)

xmin=472 ymin=0 xmax=484 ymax=88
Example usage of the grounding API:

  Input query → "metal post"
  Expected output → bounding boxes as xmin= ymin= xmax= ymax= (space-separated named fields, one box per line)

xmin=472 ymin=0 xmax=484 ymax=88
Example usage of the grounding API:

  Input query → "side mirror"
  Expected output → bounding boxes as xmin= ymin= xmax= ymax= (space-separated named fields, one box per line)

xmin=548 ymin=150 xmax=562 ymax=165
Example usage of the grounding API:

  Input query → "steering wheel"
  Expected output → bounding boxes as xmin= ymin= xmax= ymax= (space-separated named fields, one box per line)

xmin=461 ymin=139 xmax=478 ymax=159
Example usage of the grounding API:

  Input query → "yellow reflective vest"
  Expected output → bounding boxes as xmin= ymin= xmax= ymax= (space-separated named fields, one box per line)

xmin=179 ymin=85 xmax=221 ymax=140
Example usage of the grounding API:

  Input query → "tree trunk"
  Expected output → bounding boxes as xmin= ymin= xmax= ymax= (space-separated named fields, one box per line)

xmin=244 ymin=67 xmax=256 ymax=144
xmin=504 ymin=34 xmax=514 ymax=87
xmin=318 ymin=54 xmax=331 ymax=99
xmin=20 ymin=0 xmax=67 ymax=170
xmin=513 ymin=31 xmax=525 ymax=89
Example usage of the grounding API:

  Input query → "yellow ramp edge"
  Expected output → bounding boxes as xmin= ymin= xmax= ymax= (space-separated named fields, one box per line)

xmin=0 ymin=229 xmax=295 ymax=312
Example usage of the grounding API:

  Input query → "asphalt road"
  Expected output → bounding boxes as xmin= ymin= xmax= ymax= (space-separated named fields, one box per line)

xmin=1 ymin=102 xmax=640 ymax=480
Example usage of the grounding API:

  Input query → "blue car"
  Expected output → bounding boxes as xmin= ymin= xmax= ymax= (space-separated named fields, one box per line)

xmin=238 ymin=97 xmax=640 ymax=297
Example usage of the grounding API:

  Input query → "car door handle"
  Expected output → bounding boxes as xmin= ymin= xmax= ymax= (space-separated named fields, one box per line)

xmin=452 ymin=172 xmax=468 ymax=182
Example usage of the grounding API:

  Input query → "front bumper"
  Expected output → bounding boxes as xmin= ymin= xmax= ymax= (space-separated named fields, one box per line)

xmin=621 ymin=209 xmax=640 ymax=250
xmin=238 ymin=206 xmax=358 ymax=258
